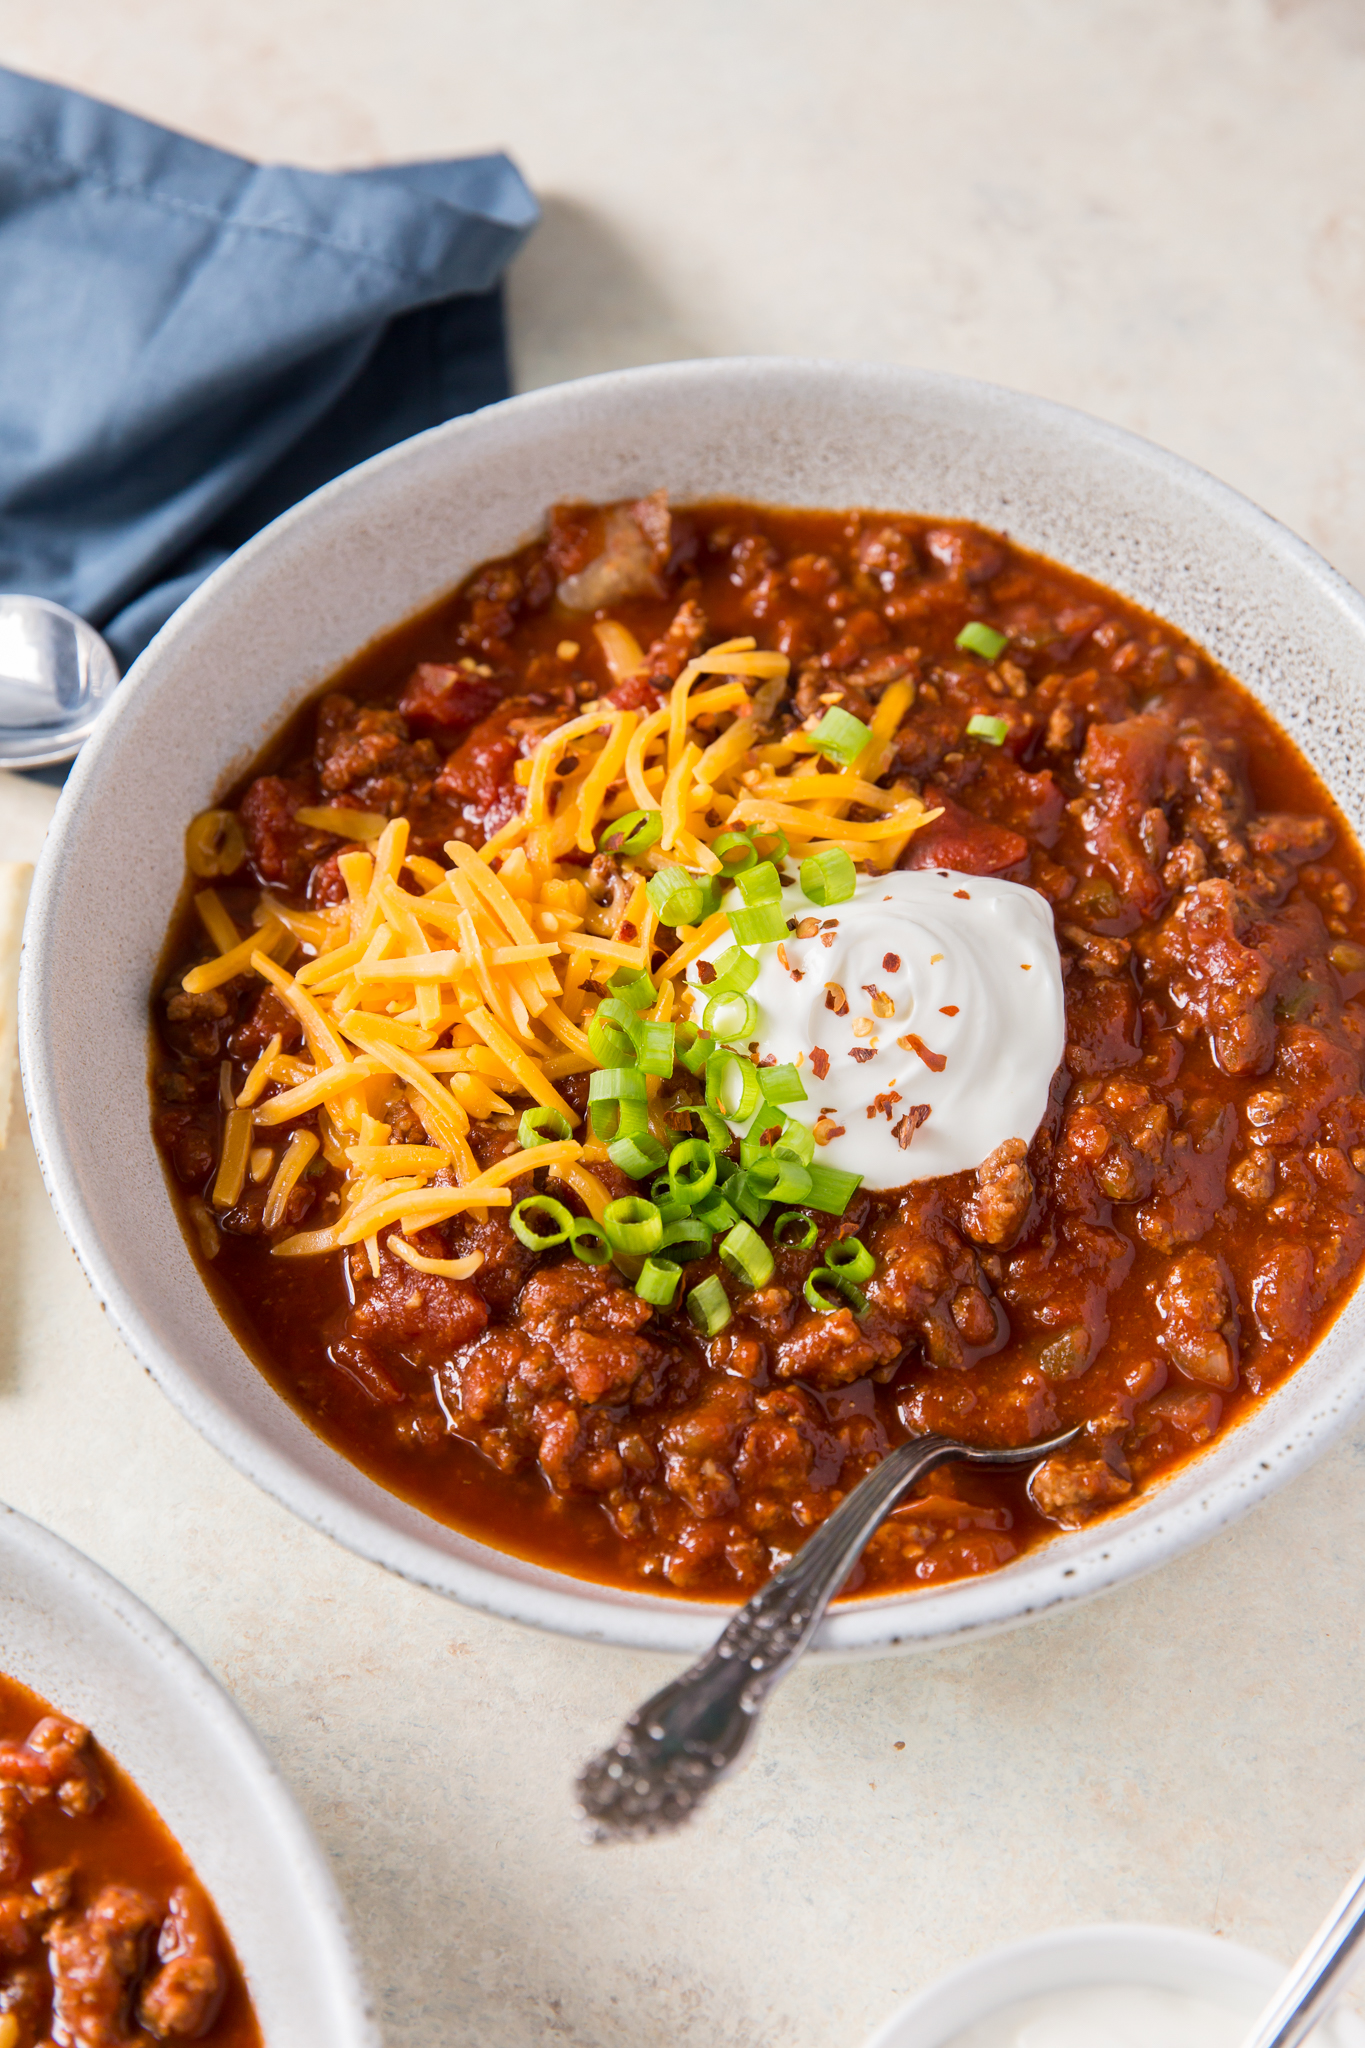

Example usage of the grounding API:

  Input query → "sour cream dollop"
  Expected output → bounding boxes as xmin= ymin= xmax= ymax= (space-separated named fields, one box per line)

xmin=687 ymin=869 xmax=1065 ymax=1190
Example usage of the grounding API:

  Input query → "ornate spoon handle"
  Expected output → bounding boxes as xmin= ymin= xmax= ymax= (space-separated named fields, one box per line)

xmin=577 ymin=1424 xmax=1078 ymax=1841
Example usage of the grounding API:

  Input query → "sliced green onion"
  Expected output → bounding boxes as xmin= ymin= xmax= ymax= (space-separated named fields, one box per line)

xmin=509 ymin=1195 xmax=574 ymax=1250
xmin=668 ymin=1139 xmax=717 ymax=1207
xmin=693 ymin=1191 xmax=741 ymax=1233
xmin=744 ymin=1153 xmax=812 ymax=1204
xmin=587 ymin=998 xmax=641 ymax=1066
xmin=957 ymin=620 xmax=1009 ymax=661
xmin=518 ymin=1106 xmax=572 ymax=1149
xmin=731 ymin=1172 xmax=772 ymax=1229
xmin=675 ymin=1021 xmax=713 ymax=1076
xmin=597 ymin=807 xmax=664 ymax=858
xmin=587 ymin=1066 xmax=649 ymax=1140
xmin=636 ymin=1019 xmax=675 ymax=1077
xmin=710 ymin=831 xmax=758 ymax=876
xmin=704 ymin=987 xmax=758 ymax=1042
xmin=748 ymin=826 xmax=790 ymax=865
xmin=647 ymin=865 xmax=705 ymax=927
xmin=759 ymin=1062 xmax=807 ymax=1107
xmin=727 ymin=901 xmax=788 ymax=947
xmin=707 ymin=945 xmax=759 ymax=994
xmin=775 ymin=1116 xmax=815 ymax=1165
xmin=649 ymin=1174 xmax=693 ymax=1223
xmin=799 ymin=848 xmax=857 ymax=907
xmin=659 ymin=1217 xmax=713 ymax=1262
xmin=826 ymin=1235 xmax=876 ymax=1285
xmin=692 ymin=1104 xmax=737 ymax=1153
xmin=635 ymin=1256 xmax=683 ymax=1308
xmin=735 ymin=860 xmax=782 ymax=906
xmin=569 ymin=1217 xmax=612 ymax=1265
xmin=608 ymin=1131 xmax=669 ymax=1179
xmin=805 ymin=1266 xmax=856 ymax=1314
xmin=607 ymin=966 xmax=656 ymax=1012
xmin=719 ymin=1220 xmax=775 ymax=1289
xmin=691 ymin=876 xmax=726 ymax=923
xmin=602 ymin=1196 xmax=664 ymax=1256
xmin=966 ymin=712 xmax=1009 ymax=746
xmin=740 ymin=1104 xmax=785 ymax=1166
xmin=809 ymin=706 xmax=874 ymax=767
xmin=686 ymin=1273 xmax=733 ymax=1336
xmin=706 ymin=1048 xmax=761 ymax=1122
xmin=804 ymin=1161 xmax=863 ymax=1214
xmin=774 ymin=1210 xmax=819 ymax=1250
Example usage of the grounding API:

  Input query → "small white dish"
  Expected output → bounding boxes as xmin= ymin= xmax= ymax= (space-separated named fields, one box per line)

xmin=21 ymin=357 xmax=1365 ymax=1656
xmin=0 ymin=1500 xmax=375 ymax=2045
xmin=862 ymin=1923 xmax=1365 ymax=2048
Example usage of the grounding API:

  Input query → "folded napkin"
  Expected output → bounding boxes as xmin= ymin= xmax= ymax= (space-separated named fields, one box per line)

xmin=0 ymin=68 xmax=538 ymax=669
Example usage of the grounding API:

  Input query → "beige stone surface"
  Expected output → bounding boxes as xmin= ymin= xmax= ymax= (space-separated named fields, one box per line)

xmin=2 ymin=4 xmax=1365 ymax=2042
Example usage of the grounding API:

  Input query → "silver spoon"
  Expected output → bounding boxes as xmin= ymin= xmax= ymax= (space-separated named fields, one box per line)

xmin=1240 ymin=1854 xmax=1365 ymax=2047
xmin=0 ymin=595 xmax=121 ymax=768
xmin=577 ymin=1423 xmax=1081 ymax=1842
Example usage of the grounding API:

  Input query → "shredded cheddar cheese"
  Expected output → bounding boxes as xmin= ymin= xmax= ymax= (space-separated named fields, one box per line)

xmin=190 ymin=631 xmax=936 ymax=1253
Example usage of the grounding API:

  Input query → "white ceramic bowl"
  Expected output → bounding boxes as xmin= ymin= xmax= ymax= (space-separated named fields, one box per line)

xmin=21 ymin=358 xmax=1365 ymax=1657
xmin=0 ymin=1500 xmax=374 ymax=2045
xmin=862 ymin=1923 xmax=1365 ymax=2047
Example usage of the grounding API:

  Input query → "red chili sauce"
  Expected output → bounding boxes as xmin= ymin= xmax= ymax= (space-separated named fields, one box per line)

xmin=150 ymin=500 xmax=1365 ymax=1600
xmin=0 ymin=1671 xmax=259 ymax=2044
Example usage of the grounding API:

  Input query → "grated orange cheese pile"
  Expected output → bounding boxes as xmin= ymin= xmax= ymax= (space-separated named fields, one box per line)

xmin=187 ymin=626 xmax=935 ymax=1266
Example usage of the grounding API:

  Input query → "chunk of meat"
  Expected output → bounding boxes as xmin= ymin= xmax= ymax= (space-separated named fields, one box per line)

xmin=556 ymin=494 xmax=670 ymax=610
xmin=962 ymin=1138 xmax=1034 ymax=1247
xmin=1065 ymin=974 xmax=1142 ymax=1079
xmin=348 ymin=1238 xmax=489 ymax=1366
xmin=237 ymin=775 xmax=326 ymax=893
xmin=922 ymin=525 xmax=1005 ymax=584
xmin=1029 ymin=1446 xmax=1132 ymax=1526
xmin=138 ymin=1886 xmax=224 ymax=2041
xmin=227 ymin=986 xmax=302 ymax=1063
xmin=900 ymin=787 xmax=1029 ymax=878
xmin=1140 ymin=883 xmax=1331 ymax=1076
xmin=0 ymin=1717 xmax=104 ymax=1817
xmin=1249 ymin=1241 xmax=1315 ymax=1348
xmin=1078 ymin=712 xmax=1178 ymax=918
xmin=46 ymin=1884 xmax=156 ymax=2047
xmin=515 ymin=1263 xmax=659 ymax=1405
xmin=397 ymin=661 xmax=506 ymax=739
xmin=772 ymin=1307 xmax=901 ymax=1390
xmin=152 ymin=1108 xmax=217 ymax=1187
xmin=867 ymin=1191 xmax=998 ymax=1369
xmin=1154 ymin=1249 xmax=1238 ymax=1388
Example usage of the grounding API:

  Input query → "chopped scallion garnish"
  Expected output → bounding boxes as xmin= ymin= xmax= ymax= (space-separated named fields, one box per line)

xmin=646 ymin=864 xmax=706 ymax=927
xmin=597 ymin=808 xmax=663 ymax=858
xmin=956 ymin=620 xmax=1009 ymax=661
xmin=635 ymin=1256 xmax=683 ymax=1308
xmin=686 ymin=1273 xmax=733 ymax=1336
xmin=517 ymin=1106 xmax=572 ymax=1149
xmin=808 ymin=705 xmax=874 ymax=767
xmin=799 ymin=848 xmax=857 ymax=906
xmin=719 ymin=1219 xmax=775 ymax=1289
xmin=726 ymin=900 xmax=788 ymax=947
xmin=601 ymin=1196 xmax=665 ymax=1256
xmin=966 ymin=712 xmax=1009 ymax=746
xmin=509 ymin=1195 xmax=574 ymax=1251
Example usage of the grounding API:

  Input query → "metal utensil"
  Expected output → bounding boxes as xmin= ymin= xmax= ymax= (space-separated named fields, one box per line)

xmin=1240 ymin=1855 xmax=1365 ymax=2048
xmin=578 ymin=1423 xmax=1081 ymax=1842
xmin=0 ymin=595 xmax=120 ymax=768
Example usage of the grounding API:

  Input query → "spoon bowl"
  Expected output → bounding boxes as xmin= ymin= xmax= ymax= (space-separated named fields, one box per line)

xmin=0 ymin=595 xmax=120 ymax=766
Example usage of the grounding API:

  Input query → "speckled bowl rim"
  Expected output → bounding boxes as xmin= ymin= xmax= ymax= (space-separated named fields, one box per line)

xmin=0 ymin=1501 xmax=376 ymax=2045
xmin=20 ymin=356 xmax=1365 ymax=1658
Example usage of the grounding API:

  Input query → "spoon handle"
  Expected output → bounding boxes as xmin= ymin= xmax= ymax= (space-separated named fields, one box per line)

xmin=577 ymin=1424 xmax=1077 ymax=1842
xmin=1240 ymin=1856 xmax=1365 ymax=2048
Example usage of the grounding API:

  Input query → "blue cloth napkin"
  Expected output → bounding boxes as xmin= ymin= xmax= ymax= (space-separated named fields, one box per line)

xmin=0 ymin=68 xmax=539 ymax=669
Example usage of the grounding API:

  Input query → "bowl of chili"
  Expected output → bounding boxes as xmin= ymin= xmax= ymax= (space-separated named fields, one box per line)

xmin=0 ymin=1501 xmax=374 ymax=2043
xmin=21 ymin=357 xmax=1365 ymax=1657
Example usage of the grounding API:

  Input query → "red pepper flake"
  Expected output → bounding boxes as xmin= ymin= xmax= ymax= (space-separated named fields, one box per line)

xmin=850 ymin=1047 xmax=877 ymax=1063
xmin=757 ymin=1053 xmax=777 ymax=1068
xmin=940 ymin=1004 xmax=960 ymax=1016
xmin=1021 ymin=962 xmax=1032 ymax=970
xmin=862 ymin=984 xmax=895 ymax=1018
xmin=820 ymin=930 xmax=836 ymax=948
xmin=867 ymin=1088 xmax=902 ymax=1121
xmin=813 ymin=1115 xmax=845 ymax=1145
xmin=892 ymin=1104 xmax=932 ymax=1149
xmin=824 ymin=983 xmax=849 ymax=1016
xmin=617 ymin=920 xmax=638 ymax=944
xmin=696 ymin=960 xmax=717 ymax=985
xmin=898 ymin=1031 xmax=947 ymax=1073
xmin=953 ymin=888 xmax=969 ymax=899
xmin=810 ymin=1046 xmax=830 ymax=1080
xmin=883 ymin=953 xmax=901 ymax=974
xmin=795 ymin=917 xmax=821 ymax=939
